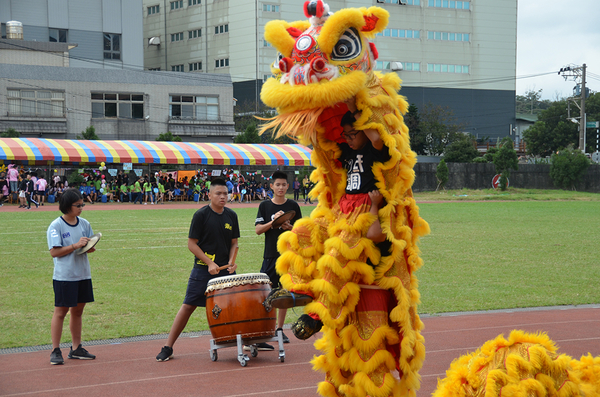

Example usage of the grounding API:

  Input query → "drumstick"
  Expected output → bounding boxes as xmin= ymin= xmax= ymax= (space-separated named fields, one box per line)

xmin=216 ymin=246 xmax=239 ymax=272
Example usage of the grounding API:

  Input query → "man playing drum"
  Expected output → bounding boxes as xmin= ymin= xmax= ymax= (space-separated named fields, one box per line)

xmin=156 ymin=178 xmax=240 ymax=362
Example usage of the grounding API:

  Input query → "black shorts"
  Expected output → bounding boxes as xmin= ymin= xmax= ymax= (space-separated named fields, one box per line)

xmin=260 ymin=257 xmax=280 ymax=289
xmin=183 ymin=267 xmax=236 ymax=307
xmin=53 ymin=279 xmax=94 ymax=307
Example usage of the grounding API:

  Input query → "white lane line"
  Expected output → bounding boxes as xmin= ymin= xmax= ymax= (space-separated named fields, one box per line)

xmin=1 ymin=361 xmax=313 ymax=396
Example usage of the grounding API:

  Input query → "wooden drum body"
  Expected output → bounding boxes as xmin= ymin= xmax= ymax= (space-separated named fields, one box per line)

xmin=205 ymin=273 xmax=275 ymax=344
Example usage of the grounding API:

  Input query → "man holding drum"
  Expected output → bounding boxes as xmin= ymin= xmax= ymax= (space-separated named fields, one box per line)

xmin=156 ymin=178 xmax=240 ymax=362
xmin=253 ymin=171 xmax=302 ymax=350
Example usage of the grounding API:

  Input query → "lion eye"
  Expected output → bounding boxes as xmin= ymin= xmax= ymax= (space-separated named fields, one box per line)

xmin=331 ymin=28 xmax=362 ymax=61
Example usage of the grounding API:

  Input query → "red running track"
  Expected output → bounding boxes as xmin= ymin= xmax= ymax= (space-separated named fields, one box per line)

xmin=1 ymin=306 xmax=599 ymax=397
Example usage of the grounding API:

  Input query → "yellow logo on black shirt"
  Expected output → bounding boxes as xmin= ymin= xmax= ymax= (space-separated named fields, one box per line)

xmin=225 ymin=223 xmax=232 ymax=230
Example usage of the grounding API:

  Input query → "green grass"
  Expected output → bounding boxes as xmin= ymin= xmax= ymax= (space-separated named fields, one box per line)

xmin=415 ymin=188 xmax=600 ymax=201
xmin=1 ymin=193 xmax=600 ymax=348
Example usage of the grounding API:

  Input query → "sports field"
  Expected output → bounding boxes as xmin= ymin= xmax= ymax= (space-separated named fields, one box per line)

xmin=1 ymin=192 xmax=599 ymax=348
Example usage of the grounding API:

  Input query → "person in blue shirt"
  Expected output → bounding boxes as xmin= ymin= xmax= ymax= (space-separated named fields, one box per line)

xmin=46 ymin=188 xmax=97 ymax=365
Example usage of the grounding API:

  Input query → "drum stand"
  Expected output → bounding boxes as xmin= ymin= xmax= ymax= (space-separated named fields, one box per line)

xmin=208 ymin=329 xmax=286 ymax=367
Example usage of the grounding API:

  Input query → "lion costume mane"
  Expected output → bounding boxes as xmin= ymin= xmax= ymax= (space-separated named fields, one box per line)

xmin=259 ymin=2 xmax=429 ymax=397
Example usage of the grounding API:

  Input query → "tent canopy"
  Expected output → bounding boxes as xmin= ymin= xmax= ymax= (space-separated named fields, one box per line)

xmin=0 ymin=138 xmax=312 ymax=166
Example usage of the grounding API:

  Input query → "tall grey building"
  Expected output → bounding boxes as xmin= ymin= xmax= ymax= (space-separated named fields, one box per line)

xmin=0 ymin=0 xmax=144 ymax=69
xmin=142 ymin=0 xmax=517 ymax=140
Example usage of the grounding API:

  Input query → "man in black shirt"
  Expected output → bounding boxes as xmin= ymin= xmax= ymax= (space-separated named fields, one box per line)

xmin=25 ymin=173 xmax=39 ymax=209
xmin=156 ymin=178 xmax=240 ymax=362
xmin=254 ymin=171 xmax=302 ymax=348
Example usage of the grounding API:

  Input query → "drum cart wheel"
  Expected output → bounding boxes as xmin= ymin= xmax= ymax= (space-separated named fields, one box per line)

xmin=210 ymin=349 xmax=218 ymax=362
xmin=250 ymin=345 xmax=258 ymax=357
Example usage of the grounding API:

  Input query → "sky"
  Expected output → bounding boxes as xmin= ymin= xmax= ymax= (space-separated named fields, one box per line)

xmin=516 ymin=0 xmax=600 ymax=100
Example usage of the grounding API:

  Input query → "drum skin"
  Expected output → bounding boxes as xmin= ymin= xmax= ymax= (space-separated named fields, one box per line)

xmin=206 ymin=277 xmax=276 ymax=343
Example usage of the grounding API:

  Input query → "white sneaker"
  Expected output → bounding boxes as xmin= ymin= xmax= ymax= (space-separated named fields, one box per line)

xmin=151 ymin=202 xmax=155 ymax=205
xmin=144 ymin=203 xmax=147 ymax=205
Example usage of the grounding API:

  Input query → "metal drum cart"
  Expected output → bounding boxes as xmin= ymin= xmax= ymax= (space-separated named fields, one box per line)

xmin=205 ymin=273 xmax=285 ymax=366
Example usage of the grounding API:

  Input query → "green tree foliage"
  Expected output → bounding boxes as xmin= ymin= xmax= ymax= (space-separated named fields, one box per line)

xmin=523 ymin=93 xmax=600 ymax=156
xmin=442 ymin=134 xmax=479 ymax=163
xmin=419 ymin=103 xmax=467 ymax=156
xmin=156 ymin=131 xmax=183 ymax=142
xmin=0 ymin=128 xmax=20 ymax=138
xmin=405 ymin=104 xmax=426 ymax=155
xmin=77 ymin=126 xmax=99 ymax=140
xmin=67 ymin=170 xmax=85 ymax=185
xmin=234 ymin=124 xmax=261 ymax=143
xmin=493 ymin=137 xmax=519 ymax=191
xmin=516 ymin=88 xmax=552 ymax=114
xmin=436 ymin=159 xmax=449 ymax=191
xmin=549 ymin=145 xmax=591 ymax=190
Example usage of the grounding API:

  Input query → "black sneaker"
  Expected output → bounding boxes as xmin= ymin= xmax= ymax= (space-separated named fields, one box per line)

xmin=156 ymin=346 xmax=173 ymax=362
xmin=50 ymin=348 xmax=64 ymax=365
xmin=277 ymin=328 xmax=290 ymax=344
xmin=68 ymin=344 xmax=96 ymax=360
xmin=254 ymin=342 xmax=274 ymax=351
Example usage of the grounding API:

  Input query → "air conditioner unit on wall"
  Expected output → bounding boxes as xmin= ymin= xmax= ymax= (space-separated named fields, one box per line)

xmin=148 ymin=37 xmax=161 ymax=46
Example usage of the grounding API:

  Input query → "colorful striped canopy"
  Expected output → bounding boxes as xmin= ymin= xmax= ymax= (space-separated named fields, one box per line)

xmin=0 ymin=138 xmax=312 ymax=166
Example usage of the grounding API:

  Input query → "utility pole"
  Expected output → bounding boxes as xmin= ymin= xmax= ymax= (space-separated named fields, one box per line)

xmin=558 ymin=63 xmax=588 ymax=151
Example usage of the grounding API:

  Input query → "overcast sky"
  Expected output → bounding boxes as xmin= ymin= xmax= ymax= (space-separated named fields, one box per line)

xmin=516 ymin=0 xmax=600 ymax=100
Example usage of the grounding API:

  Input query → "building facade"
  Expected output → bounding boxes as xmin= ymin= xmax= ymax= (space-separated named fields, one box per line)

xmin=142 ymin=0 xmax=517 ymax=140
xmin=0 ymin=64 xmax=237 ymax=142
xmin=0 ymin=0 xmax=144 ymax=70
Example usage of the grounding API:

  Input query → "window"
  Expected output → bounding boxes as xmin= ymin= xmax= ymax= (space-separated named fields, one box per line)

xmin=169 ymin=95 xmax=219 ymax=120
xmin=7 ymin=89 xmax=65 ymax=117
xmin=147 ymin=5 xmax=160 ymax=15
xmin=215 ymin=58 xmax=229 ymax=68
xmin=377 ymin=29 xmax=420 ymax=39
xmin=91 ymin=93 xmax=144 ymax=119
xmin=428 ymin=0 xmax=470 ymax=8
xmin=189 ymin=29 xmax=202 ymax=39
xmin=427 ymin=31 xmax=470 ymax=42
xmin=263 ymin=39 xmax=271 ymax=47
xmin=49 ymin=28 xmax=68 ymax=43
xmin=170 ymin=0 xmax=183 ymax=10
xmin=189 ymin=62 xmax=202 ymax=71
xmin=215 ymin=24 xmax=228 ymax=35
xmin=380 ymin=0 xmax=420 ymax=4
xmin=376 ymin=61 xmax=420 ymax=71
xmin=426 ymin=63 xmax=470 ymax=73
xmin=189 ymin=0 xmax=200 ymax=5
xmin=103 ymin=33 xmax=121 ymax=60
xmin=263 ymin=4 xmax=280 ymax=12
xmin=171 ymin=32 xmax=184 ymax=42
xmin=171 ymin=64 xmax=184 ymax=72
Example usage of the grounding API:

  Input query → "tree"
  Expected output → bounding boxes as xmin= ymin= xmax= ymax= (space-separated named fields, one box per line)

xmin=442 ymin=134 xmax=479 ymax=163
xmin=436 ymin=159 xmax=448 ymax=191
xmin=234 ymin=124 xmax=261 ymax=143
xmin=493 ymin=137 xmax=519 ymax=191
xmin=156 ymin=131 xmax=182 ymax=142
xmin=516 ymin=88 xmax=552 ymax=115
xmin=549 ymin=145 xmax=591 ymax=190
xmin=419 ymin=103 xmax=467 ymax=155
xmin=77 ymin=126 xmax=99 ymax=140
xmin=0 ymin=128 xmax=20 ymax=138
xmin=405 ymin=104 xmax=426 ymax=155
xmin=522 ymin=99 xmax=578 ymax=157
xmin=67 ymin=170 xmax=85 ymax=186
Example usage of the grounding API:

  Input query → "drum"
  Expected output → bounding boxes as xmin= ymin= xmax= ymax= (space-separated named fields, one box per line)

xmin=205 ymin=273 xmax=275 ymax=343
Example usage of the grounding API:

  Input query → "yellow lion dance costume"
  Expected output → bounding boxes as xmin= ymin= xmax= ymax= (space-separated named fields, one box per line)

xmin=433 ymin=330 xmax=600 ymax=397
xmin=259 ymin=2 xmax=429 ymax=397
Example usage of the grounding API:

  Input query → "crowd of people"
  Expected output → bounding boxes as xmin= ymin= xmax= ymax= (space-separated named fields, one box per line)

xmin=0 ymin=165 xmax=316 ymax=208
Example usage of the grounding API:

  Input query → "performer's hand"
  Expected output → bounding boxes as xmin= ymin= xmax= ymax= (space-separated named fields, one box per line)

xmin=208 ymin=261 xmax=219 ymax=275
xmin=227 ymin=262 xmax=237 ymax=273
xmin=281 ymin=220 xmax=293 ymax=231
xmin=76 ymin=237 xmax=90 ymax=249
xmin=87 ymin=248 xmax=96 ymax=254
xmin=343 ymin=97 xmax=357 ymax=113
xmin=273 ymin=210 xmax=284 ymax=220
xmin=368 ymin=190 xmax=383 ymax=208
